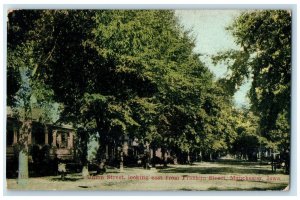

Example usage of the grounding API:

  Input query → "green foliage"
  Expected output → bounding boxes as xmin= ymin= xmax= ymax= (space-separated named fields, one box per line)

xmin=212 ymin=10 xmax=291 ymax=152
xmin=8 ymin=41 xmax=61 ymax=124
xmin=9 ymin=9 xmax=285 ymax=163
xmin=231 ymin=110 xmax=260 ymax=157
xmin=7 ymin=17 xmax=63 ymax=179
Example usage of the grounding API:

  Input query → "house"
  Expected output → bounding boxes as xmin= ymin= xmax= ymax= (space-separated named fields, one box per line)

xmin=6 ymin=106 xmax=174 ymax=177
xmin=6 ymin=107 xmax=75 ymax=177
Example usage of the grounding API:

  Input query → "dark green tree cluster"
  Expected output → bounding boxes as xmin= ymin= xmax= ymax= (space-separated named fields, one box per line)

xmin=213 ymin=10 xmax=291 ymax=154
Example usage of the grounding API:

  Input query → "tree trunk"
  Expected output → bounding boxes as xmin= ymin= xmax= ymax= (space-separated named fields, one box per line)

xmin=162 ymin=148 xmax=167 ymax=167
xmin=82 ymin=164 xmax=89 ymax=178
xmin=18 ymin=148 xmax=29 ymax=185
xmin=105 ymin=145 xmax=109 ymax=160
xmin=143 ymin=142 xmax=150 ymax=169
xmin=187 ymin=151 xmax=191 ymax=164
xmin=152 ymin=148 xmax=156 ymax=168
xmin=199 ymin=151 xmax=202 ymax=162
xmin=18 ymin=120 xmax=31 ymax=185
xmin=79 ymin=129 xmax=89 ymax=178
xmin=119 ymin=149 xmax=124 ymax=172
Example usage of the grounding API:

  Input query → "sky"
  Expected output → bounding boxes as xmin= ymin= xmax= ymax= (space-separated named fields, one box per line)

xmin=175 ymin=10 xmax=251 ymax=107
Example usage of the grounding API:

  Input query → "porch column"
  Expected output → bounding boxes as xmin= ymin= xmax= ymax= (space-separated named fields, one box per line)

xmin=52 ymin=130 xmax=57 ymax=147
xmin=57 ymin=133 xmax=62 ymax=147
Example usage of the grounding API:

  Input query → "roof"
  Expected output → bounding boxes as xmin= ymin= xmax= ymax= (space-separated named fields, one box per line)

xmin=6 ymin=106 xmax=75 ymax=130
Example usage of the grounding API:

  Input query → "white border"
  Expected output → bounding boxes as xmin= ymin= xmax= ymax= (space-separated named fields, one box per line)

xmin=1 ymin=0 xmax=299 ymax=199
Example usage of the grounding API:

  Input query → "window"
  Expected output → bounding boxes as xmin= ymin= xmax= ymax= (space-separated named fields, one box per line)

xmin=6 ymin=129 xmax=14 ymax=146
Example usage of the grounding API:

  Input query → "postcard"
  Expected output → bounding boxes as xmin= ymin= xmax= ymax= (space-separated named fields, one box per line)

xmin=5 ymin=9 xmax=291 ymax=191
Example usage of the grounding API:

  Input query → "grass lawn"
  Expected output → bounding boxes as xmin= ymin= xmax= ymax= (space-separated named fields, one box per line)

xmin=6 ymin=161 xmax=289 ymax=191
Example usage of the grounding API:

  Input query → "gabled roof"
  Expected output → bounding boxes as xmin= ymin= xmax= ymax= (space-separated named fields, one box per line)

xmin=6 ymin=106 xmax=75 ymax=130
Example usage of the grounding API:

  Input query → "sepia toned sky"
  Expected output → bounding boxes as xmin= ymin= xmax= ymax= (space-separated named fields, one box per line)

xmin=175 ymin=10 xmax=250 ymax=107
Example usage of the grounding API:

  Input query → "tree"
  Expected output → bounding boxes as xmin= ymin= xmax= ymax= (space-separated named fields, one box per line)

xmin=8 ymin=10 xmax=62 ymax=182
xmin=212 ymin=10 xmax=291 ymax=154
xmin=7 ymin=43 xmax=60 ymax=183
xmin=230 ymin=109 xmax=260 ymax=160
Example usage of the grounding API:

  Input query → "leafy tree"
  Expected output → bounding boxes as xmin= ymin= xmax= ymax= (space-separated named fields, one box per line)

xmin=230 ymin=110 xmax=260 ymax=161
xmin=7 ymin=43 xmax=60 ymax=183
xmin=212 ymin=10 xmax=291 ymax=154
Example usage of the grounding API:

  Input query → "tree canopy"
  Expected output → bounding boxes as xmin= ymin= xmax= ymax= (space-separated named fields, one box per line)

xmin=212 ymin=10 xmax=291 ymax=152
xmin=7 ymin=10 xmax=291 ymax=174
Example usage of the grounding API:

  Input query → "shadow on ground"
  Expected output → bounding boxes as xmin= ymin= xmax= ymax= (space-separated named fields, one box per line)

xmin=216 ymin=159 xmax=270 ymax=166
xmin=50 ymin=177 xmax=82 ymax=182
xmin=158 ymin=166 xmax=281 ymax=175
